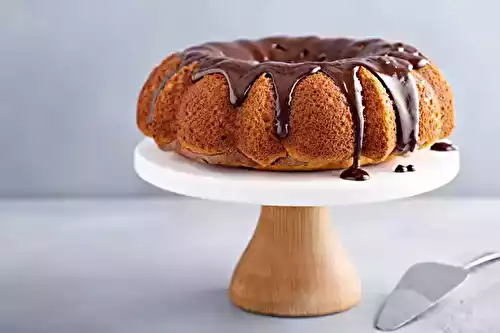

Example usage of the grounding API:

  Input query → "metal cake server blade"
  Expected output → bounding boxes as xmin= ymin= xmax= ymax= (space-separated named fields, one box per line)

xmin=375 ymin=252 xmax=500 ymax=331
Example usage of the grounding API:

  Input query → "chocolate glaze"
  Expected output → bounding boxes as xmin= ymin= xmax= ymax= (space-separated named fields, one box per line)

xmin=430 ymin=142 xmax=457 ymax=151
xmin=150 ymin=37 xmax=429 ymax=180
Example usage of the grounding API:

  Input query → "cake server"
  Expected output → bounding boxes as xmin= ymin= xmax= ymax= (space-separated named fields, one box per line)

xmin=375 ymin=252 xmax=500 ymax=331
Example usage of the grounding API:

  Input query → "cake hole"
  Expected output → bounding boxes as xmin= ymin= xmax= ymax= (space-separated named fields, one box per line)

xmin=299 ymin=49 xmax=309 ymax=59
xmin=221 ymin=135 xmax=227 ymax=140
xmin=265 ymin=73 xmax=273 ymax=79
xmin=272 ymin=43 xmax=287 ymax=51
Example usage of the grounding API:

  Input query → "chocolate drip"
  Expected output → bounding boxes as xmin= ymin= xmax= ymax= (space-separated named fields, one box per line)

xmin=430 ymin=142 xmax=457 ymax=151
xmin=341 ymin=166 xmax=370 ymax=181
xmin=152 ymin=37 xmax=429 ymax=180
xmin=394 ymin=164 xmax=416 ymax=173
xmin=394 ymin=164 xmax=406 ymax=173
xmin=375 ymin=71 xmax=419 ymax=153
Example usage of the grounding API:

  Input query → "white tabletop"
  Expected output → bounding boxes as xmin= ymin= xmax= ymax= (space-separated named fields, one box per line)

xmin=0 ymin=198 xmax=499 ymax=333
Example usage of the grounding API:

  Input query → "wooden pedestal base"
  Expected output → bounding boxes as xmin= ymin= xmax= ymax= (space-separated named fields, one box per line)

xmin=229 ymin=206 xmax=362 ymax=317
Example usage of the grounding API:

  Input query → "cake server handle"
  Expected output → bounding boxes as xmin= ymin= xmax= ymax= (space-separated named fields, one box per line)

xmin=463 ymin=252 xmax=500 ymax=271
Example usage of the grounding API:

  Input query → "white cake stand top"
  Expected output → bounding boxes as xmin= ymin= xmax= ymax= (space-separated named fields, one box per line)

xmin=134 ymin=139 xmax=459 ymax=206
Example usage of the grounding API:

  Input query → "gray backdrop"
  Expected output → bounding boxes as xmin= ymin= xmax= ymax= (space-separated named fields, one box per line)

xmin=0 ymin=0 xmax=495 ymax=197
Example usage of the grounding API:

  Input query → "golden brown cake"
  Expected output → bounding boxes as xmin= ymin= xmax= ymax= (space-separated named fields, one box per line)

xmin=137 ymin=36 xmax=454 ymax=180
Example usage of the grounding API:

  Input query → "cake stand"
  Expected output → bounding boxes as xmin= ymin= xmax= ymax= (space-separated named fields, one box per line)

xmin=134 ymin=138 xmax=459 ymax=317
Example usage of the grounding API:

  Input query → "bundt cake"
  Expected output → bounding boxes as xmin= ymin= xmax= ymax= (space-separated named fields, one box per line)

xmin=137 ymin=36 xmax=455 ymax=180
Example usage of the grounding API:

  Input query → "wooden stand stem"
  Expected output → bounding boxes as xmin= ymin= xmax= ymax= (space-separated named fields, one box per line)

xmin=229 ymin=206 xmax=362 ymax=317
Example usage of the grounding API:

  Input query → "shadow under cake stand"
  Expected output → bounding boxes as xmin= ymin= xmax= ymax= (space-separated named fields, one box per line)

xmin=134 ymin=138 xmax=459 ymax=317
